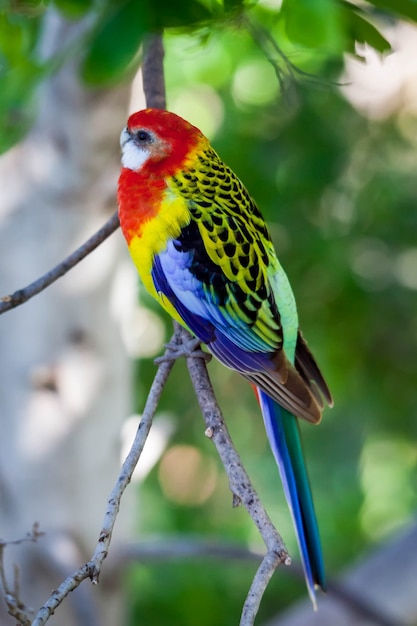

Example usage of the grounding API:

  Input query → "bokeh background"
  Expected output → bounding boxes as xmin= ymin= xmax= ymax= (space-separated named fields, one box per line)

xmin=1 ymin=1 xmax=416 ymax=625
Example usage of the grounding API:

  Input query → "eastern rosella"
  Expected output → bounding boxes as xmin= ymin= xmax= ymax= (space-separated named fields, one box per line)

xmin=118 ymin=108 xmax=333 ymax=605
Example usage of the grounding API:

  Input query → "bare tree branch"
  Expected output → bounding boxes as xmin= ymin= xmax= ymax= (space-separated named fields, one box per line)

xmin=0 ymin=211 xmax=120 ymax=316
xmin=178 ymin=324 xmax=290 ymax=626
xmin=142 ymin=33 xmax=166 ymax=110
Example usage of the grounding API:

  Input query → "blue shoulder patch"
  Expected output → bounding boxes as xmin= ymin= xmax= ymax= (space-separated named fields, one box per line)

xmin=152 ymin=253 xmax=215 ymax=344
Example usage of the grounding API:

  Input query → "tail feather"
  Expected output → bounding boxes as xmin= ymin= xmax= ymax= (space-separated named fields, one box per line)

xmin=257 ymin=388 xmax=325 ymax=606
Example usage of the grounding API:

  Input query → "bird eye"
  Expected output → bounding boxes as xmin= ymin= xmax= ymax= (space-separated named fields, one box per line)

xmin=135 ymin=129 xmax=152 ymax=143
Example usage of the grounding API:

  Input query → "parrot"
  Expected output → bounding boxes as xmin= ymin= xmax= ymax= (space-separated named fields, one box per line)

xmin=117 ymin=108 xmax=333 ymax=605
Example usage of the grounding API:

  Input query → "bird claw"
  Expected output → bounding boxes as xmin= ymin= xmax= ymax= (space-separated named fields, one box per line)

xmin=154 ymin=337 xmax=212 ymax=364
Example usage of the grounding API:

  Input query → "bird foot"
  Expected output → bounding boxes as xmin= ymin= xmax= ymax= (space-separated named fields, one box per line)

xmin=155 ymin=337 xmax=212 ymax=364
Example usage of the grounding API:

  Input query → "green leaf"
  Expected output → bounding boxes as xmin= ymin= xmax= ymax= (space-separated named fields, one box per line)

xmin=343 ymin=5 xmax=391 ymax=54
xmin=81 ymin=1 xmax=148 ymax=84
xmin=0 ymin=10 xmax=42 ymax=59
xmin=0 ymin=12 xmax=43 ymax=152
xmin=0 ymin=66 xmax=39 ymax=153
xmin=223 ymin=0 xmax=245 ymax=10
xmin=148 ymin=0 xmax=213 ymax=29
xmin=281 ymin=0 xmax=345 ymax=53
xmin=52 ymin=0 xmax=93 ymax=19
xmin=82 ymin=0 xmax=213 ymax=85
xmin=367 ymin=0 xmax=417 ymax=23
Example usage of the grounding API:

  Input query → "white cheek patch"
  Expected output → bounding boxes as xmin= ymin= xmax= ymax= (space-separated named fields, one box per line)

xmin=121 ymin=139 xmax=150 ymax=171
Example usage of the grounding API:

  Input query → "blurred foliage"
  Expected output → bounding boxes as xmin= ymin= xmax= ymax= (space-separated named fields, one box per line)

xmin=0 ymin=0 xmax=409 ymax=151
xmin=2 ymin=0 xmax=417 ymax=624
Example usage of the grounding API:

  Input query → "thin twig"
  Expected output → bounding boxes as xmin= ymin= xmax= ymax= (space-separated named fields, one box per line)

xmin=31 ymin=355 xmax=175 ymax=626
xmin=0 ymin=523 xmax=44 ymax=548
xmin=243 ymin=13 xmax=343 ymax=100
xmin=0 ymin=524 xmax=44 ymax=625
xmin=0 ymin=211 xmax=120 ymax=316
xmin=242 ymin=14 xmax=298 ymax=102
xmin=242 ymin=552 xmax=285 ymax=625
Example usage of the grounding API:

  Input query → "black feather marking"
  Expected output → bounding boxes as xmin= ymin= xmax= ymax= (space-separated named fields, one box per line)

xmin=239 ymin=255 xmax=250 ymax=268
xmin=218 ymin=229 xmax=229 ymax=243
xmin=224 ymin=242 xmax=236 ymax=257
xmin=194 ymin=201 xmax=211 ymax=210
xmin=203 ymin=219 xmax=214 ymax=233
xmin=212 ymin=213 xmax=224 ymax=226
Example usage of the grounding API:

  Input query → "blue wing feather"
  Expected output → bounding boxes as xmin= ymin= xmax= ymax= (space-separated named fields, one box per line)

xmin=153 ymin=241 xmax=276 ymax=355
xmin=152 ymin=252 xmax=215 ymax=344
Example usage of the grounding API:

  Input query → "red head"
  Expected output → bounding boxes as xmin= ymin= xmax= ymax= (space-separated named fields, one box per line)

xmin=120 ymin=109 xmax=206 ymax=178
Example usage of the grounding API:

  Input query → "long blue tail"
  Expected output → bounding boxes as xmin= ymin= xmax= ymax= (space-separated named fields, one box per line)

xmin=258 ymin=388 xmax=325 ymax=606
